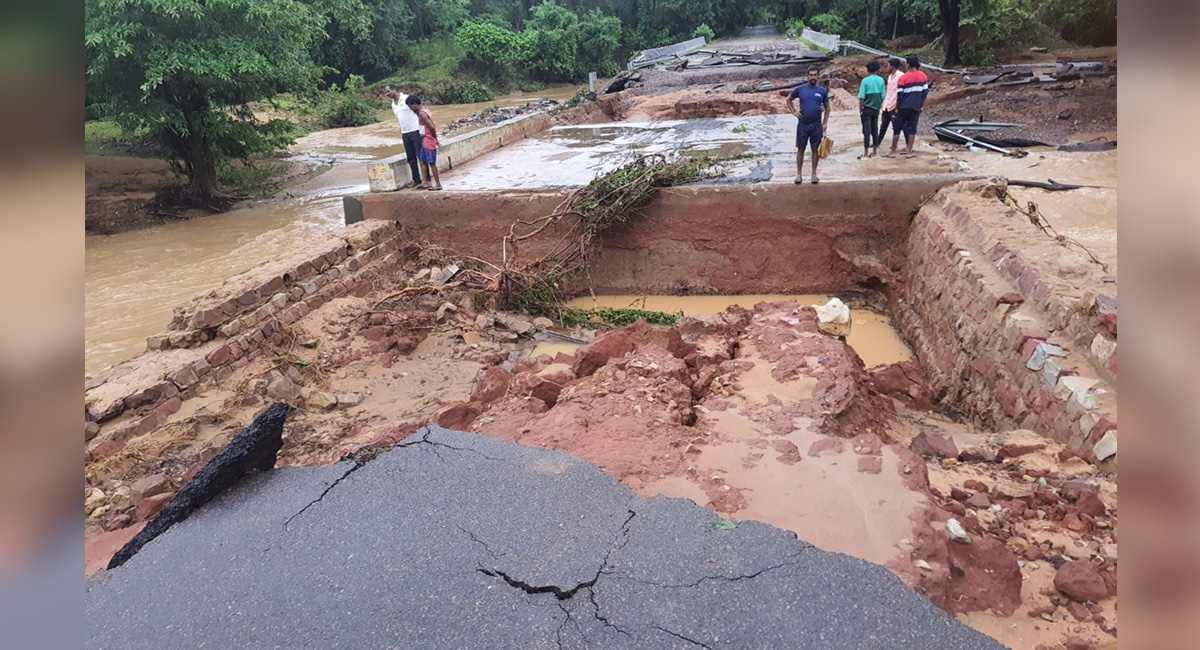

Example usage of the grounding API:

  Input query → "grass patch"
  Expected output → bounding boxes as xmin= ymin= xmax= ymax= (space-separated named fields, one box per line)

xmin=559 ymin=307 xmax=683 ymax=329
xmin=217 ymin=159 xmax=294 ymax=198
xmin=85 ymin=120 xmax=152 ymax=156
xmin=369 ymin=36 xmax=468 ymax=92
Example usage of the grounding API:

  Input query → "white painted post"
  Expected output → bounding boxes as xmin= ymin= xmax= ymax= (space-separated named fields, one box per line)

xmin=588 ymin=72 xmax=597 ymax=92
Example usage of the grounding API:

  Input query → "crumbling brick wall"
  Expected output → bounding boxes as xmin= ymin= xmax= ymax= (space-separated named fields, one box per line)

xmin=84 ymin=219 xmax=410 ymax=461
xmin=895 ymin=180 xmax=1117 ymax=455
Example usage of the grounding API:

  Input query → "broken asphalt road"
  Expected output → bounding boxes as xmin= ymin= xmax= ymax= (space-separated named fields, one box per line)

xmin=86 ymin=426 xmax=1009 ymax=649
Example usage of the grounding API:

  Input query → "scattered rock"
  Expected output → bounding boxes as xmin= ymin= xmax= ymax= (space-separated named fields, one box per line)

xmin=336 ymin=393 xmax=363 ymax=408
xmin=435 ymin=302 xmax=458 ymax=321
xmin=436 ymin=401 xmax=481 ymax=430
xmin=856 ymin=456 xmax=882 ymax=474
xmin=815 ymin=297 xmax=851 ymax=337
xmin=1054 ymin=560 xmax=1109 ymax=602
xmin=363 ymin=325 xmax=392 ymax=341
xmin=911 ymin=432 xmax=959 ymax=459
xmin=136 ymin=492 xmax=175 ymax=521
xmin=966 ymin=492 xmax=992 ymax=509
xmin=532 ymin=317 xmax=554 ymax=329
xmin=946 ymin=518 xmax=971 ymax=544
xmin=266 ymin=372 xmax=301 ymax=402
xmin=470 ymin=367 xmax=513 ymax=405
xmin=307 ymin=392 xmax=338 ymax=411
xmin=1027 ymin=604 xmax=1056 ymax=618
xmin=1093 ymin=430 xmax=1117 ymax=461
xmin=131 ymin=474 xmax=171 ymax=504
xmin=958 ymin=444 xmax=998 ymax=463
xmin=85 ymin=488 xmax=107 ymax=515
xmin=1067 ymin=600 xmax=1091 ymax=621
xmin=999 ymin=442 xmax=1045 ymax=458
xmin=1063 ymin=637 xmax=1092 ymax=650
xmin=492 ymin=312 xmax=534 ymax=335
xmin=963 ymin=479 xmax=989 ymax=493
xmin=572 ymin=329 xmax=637 ymax=377
xmin=474 ymin=314 xmax=494 ymax=330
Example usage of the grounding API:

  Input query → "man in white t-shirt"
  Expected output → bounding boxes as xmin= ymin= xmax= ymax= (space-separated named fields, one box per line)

xmin=384 ymin=85 xmax=422 ymax=187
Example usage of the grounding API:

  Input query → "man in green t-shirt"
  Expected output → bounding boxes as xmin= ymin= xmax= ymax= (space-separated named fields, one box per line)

xmin=857 ymin=60 xmax=886 ymax=159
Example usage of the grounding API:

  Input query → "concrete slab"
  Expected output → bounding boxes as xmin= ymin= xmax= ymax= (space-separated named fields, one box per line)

xmin=439 ymin=113 xmax=957 ymax=190
xmin=86 ymin=426 xmax=1008 ymax=649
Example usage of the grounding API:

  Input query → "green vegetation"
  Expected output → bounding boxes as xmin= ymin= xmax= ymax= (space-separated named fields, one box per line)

xmin=560 ymin=306 xmax=683 ymax=329
xmin=85 ymin=0 xmax=1116 ymax=204
xmin=732 ymin=123 xmax=749 ymax=133
xmin=85 ymin=0 xmax=368 ymax=206
xmin=318 ymin=75 xmax=388 ymax=128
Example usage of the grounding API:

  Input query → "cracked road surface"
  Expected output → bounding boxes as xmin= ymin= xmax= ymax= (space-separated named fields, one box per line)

xmin=86 ymin=427 xmax=1008 ymax=649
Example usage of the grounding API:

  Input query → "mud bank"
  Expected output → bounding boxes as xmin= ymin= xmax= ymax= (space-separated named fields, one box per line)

xmin=85 ymin=283 xmax=1118 ymax=649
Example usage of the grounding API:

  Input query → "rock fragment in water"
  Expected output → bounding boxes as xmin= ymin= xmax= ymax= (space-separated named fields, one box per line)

xmin=815 ymin=297 xmax=851 ymax=337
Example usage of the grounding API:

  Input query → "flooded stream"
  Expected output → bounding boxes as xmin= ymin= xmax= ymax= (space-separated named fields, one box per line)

xmin=85 ymin=86 xmax=581 ymax=374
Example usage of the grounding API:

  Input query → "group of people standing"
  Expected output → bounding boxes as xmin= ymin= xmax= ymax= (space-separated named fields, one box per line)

xmin=858 ymin=55 xmax=930 ymax=160
xmin=787 ymin=55 xmax=930 ymax=184
xmin=384 ymin=85 xmax=442 ymax=190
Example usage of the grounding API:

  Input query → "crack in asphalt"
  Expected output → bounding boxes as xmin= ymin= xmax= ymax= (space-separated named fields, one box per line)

xmin=652 ymin=626 xmax=715 ymax=649
xmin=555 ymin=602 xmax=586 ymax=650
xmin=399 ymin=427 xmax=509 ymax=463
xmin=457 ymin=524 xmax=504 ymax=560
xmin=468 ymin=503 xmax=638 ymax=602
xmin=282 ymin=462 xmax=364 ymax=530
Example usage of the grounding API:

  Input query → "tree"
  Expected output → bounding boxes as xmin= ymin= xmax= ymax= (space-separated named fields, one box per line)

xmin=85 ymin=0 xmax=365 ymax=207
xmin=938 ymin=0 xmax=961 ymax=65
xmin=315 ymin=0 xmax=416 ymax=83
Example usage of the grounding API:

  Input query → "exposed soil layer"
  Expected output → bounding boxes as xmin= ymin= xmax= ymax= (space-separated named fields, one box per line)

xmin=85 ymin=44 xmax=1119 ymax=650
xmin=822 ymin=52 xmax=1117 ymax=144
xmin=84 ymin=271 xmax=1118 ymax=649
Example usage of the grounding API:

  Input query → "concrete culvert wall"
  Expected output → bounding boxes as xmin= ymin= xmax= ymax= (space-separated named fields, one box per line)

xmin=354 ymin=175 xmax=965 ymax=295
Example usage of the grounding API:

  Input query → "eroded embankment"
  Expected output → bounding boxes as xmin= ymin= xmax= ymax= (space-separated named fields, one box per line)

xmin=84 ymin=178 xmax=1118 ymax=650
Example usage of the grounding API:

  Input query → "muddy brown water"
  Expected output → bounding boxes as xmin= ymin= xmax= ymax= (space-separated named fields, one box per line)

xmin=85 ymin=87 xmax=581 ymax=375
xmin=538 ymin=294 xmax=913 ymax=369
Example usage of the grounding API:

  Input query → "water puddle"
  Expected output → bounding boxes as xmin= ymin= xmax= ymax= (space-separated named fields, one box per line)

xmin=681 ymin=425 xmax=926 ymax=568
xmin=531 ymin=294 xmax=913 ymax=369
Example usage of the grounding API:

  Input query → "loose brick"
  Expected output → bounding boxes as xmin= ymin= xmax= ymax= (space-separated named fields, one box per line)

xmin=206 ymin=344 xmax=233 ymax=366
xmin=235 ymin=290 xmax=259 ymax=306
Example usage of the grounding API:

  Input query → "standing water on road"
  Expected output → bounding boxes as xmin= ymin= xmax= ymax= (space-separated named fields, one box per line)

xmin=85 ymin=87 xmax=580 ymax=374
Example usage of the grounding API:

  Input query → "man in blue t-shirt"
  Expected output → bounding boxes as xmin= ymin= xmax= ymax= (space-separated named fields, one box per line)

xmin=787 ymin=68 xmax=830 ymax=184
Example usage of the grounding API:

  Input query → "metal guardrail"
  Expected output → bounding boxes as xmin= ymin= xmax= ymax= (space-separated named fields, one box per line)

xmin=629 ymin=36 xmax=707 ymax=69
xmin=800 ymin=28 xmax=840 ymax=52
xmin=839 ymin=39 xmax=964 ymax=74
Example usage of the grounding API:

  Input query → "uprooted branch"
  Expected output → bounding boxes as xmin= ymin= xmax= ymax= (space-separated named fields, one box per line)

xmin=494 ymin=153 xmax=726 ymax=320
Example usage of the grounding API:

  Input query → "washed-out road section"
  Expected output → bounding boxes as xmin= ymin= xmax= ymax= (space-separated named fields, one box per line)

xmin=86 ymin=426 xmax=1006 ymax=650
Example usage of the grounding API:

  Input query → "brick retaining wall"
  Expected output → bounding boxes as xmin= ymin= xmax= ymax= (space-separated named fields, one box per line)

xmin=896 ymin=180 xmax=1117 ymax=455
xmin=84 ymin=220 xmax=411 ymax=460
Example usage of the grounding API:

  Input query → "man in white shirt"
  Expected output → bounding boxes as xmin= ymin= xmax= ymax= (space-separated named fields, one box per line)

xmin=384 ymin=85 xmax=422 ymax=187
